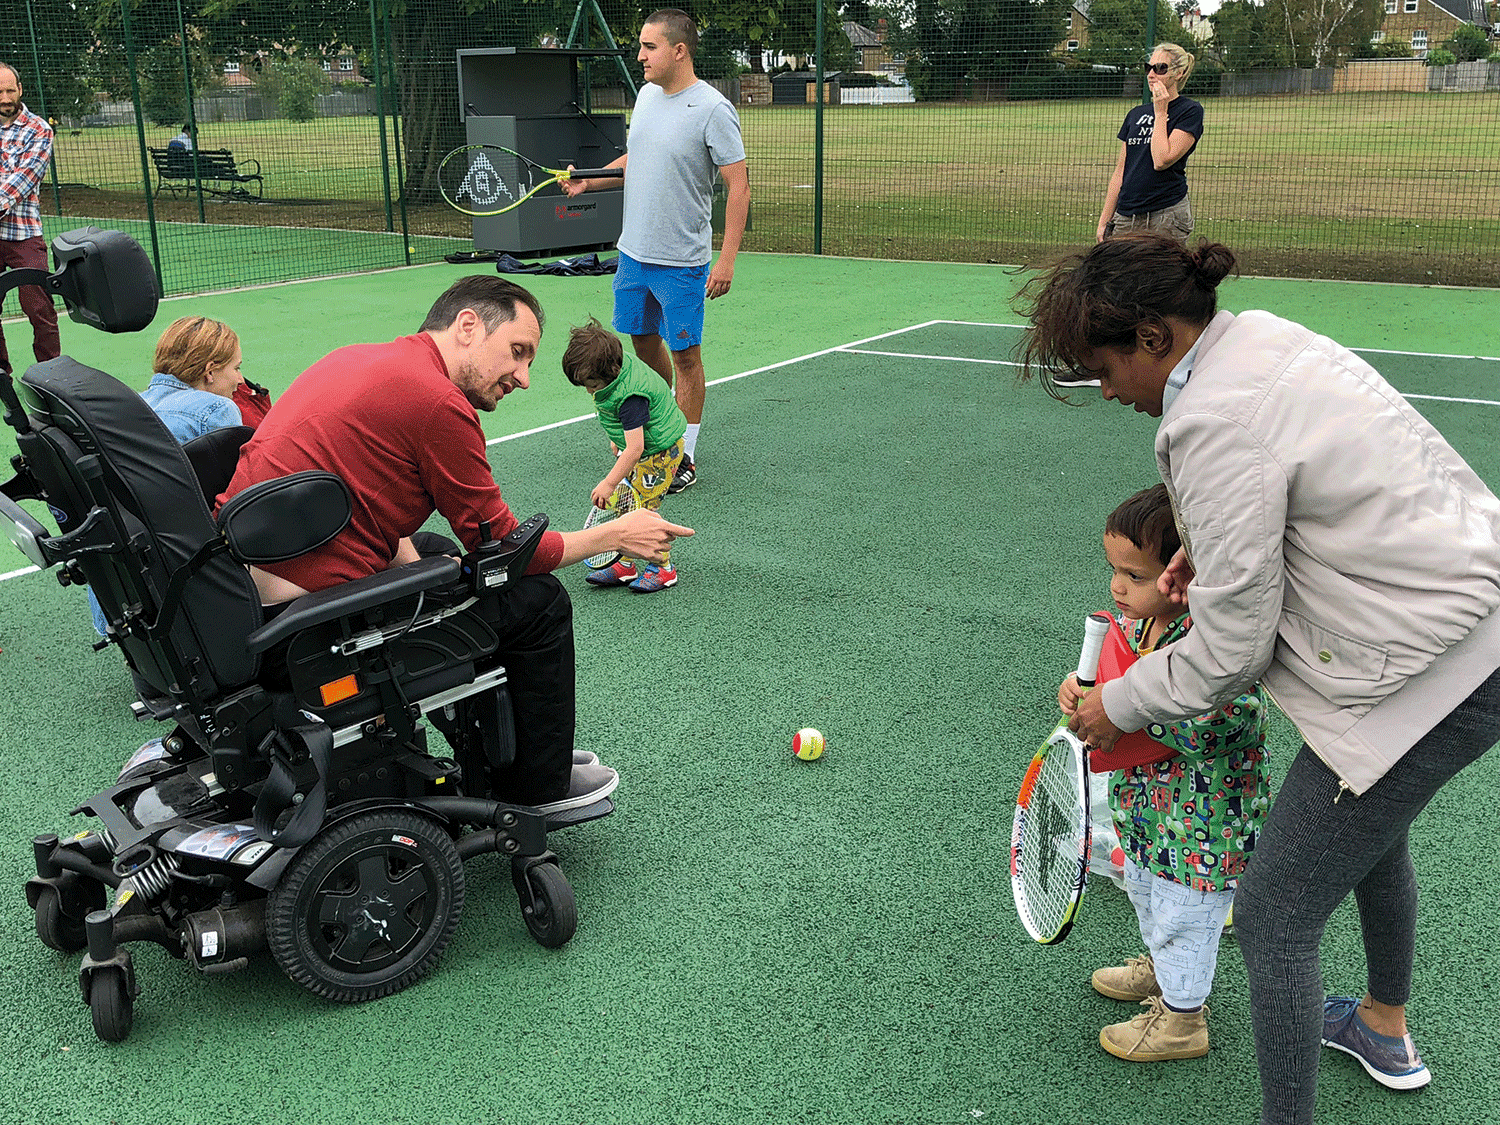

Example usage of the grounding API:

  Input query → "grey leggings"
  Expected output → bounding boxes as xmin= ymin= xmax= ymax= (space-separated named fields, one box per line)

xmin=1234 ymin=666 xmax=1500 ymax=1125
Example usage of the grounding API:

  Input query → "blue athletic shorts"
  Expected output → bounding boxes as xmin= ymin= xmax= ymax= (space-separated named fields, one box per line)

xmin=611 ymin=253 xmax=708 ymax=351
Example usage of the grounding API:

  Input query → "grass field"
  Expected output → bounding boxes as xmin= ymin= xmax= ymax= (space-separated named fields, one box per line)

xmin=36 ymin=89 xmax=1500 ymax=291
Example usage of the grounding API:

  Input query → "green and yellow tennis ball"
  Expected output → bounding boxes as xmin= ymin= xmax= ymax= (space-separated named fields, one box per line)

xmin=793 ymin=727 xmax=825 ymax=761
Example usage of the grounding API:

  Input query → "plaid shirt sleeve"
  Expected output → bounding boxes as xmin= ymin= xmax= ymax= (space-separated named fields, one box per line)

xmin=0 ymin=108 xmax=51 ymax=240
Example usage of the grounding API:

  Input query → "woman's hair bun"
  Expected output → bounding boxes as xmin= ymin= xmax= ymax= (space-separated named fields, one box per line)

xmin=1190 ymin=241 xmax=1237 ymax=288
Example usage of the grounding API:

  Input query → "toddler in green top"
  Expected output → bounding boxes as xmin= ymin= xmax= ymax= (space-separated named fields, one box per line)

xmin=564 ymin=317 xmax=688 ymax=593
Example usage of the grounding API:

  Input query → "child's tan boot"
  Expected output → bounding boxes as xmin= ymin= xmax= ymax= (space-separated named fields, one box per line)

xmin=1099 ymin=996 xmax=1210 ymax=1061
xmin=1091 ymin=953 xmax=1162 ymax=1001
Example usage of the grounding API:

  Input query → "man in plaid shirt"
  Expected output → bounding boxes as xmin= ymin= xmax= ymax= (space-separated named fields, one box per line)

xmin=0 ymin=63 xmax=59 ymax=372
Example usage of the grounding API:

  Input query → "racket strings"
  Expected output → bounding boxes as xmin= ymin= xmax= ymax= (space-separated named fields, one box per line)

xmin=1014 ymin=741 xmax=1088 ymax=939
xmin=452 ymin=150 xmax=537 ymax=211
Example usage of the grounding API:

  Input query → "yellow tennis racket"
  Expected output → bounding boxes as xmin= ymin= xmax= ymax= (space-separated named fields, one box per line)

xmin=437 ymin=144 xmax=622 ymax=218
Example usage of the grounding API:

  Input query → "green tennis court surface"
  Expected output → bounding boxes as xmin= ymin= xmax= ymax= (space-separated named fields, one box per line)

xmin=1 ymin=256 xmax=1496 ymax=1125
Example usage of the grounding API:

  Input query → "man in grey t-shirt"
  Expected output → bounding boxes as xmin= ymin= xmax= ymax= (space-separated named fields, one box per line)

xmin=562 ymin=9 xmax=750 ymax=494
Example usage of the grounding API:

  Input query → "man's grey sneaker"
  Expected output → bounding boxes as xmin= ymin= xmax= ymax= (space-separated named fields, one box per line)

xmin=666 ymin=456 xmax=696 ymax=494
xmin=1321 ymin=995 xmax=1431 ymax=1090
xmin=534 ymin=762 xmax=619 ymax=815
xmin=573 ymin=749 xmax=599 ymax=767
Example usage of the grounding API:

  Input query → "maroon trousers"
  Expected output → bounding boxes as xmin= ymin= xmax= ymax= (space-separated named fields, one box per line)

xmin=0 ymin=235 xmax=61 ymax=371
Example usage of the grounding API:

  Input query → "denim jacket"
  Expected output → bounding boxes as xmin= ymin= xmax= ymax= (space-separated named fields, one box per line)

xmin=139 ymin=372 xmax=242 ymax=442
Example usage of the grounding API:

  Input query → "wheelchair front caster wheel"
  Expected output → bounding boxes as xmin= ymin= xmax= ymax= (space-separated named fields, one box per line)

xmin=88 ymin=966 xmax=134 ymax=1042
xmin=35 ymin=886 xmax=90 ymax=953
xmin=513 ymin=861 xmax=577 ymax=949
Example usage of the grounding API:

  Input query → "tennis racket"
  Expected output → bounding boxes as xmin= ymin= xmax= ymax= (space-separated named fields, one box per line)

xmin=1010 ymin=611 xmax=1112 ymax=945
xmin=582 ymin=480 xmax=640 ymax=570
xmin=437 ymin=145 xmax=623 ymax=218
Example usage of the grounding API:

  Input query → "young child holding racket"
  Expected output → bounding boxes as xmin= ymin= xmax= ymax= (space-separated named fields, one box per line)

xmin=1058 ymin=483 xmax=1271 ymax=1062
xmin=564 ymin=316 xmax=687 ymax=593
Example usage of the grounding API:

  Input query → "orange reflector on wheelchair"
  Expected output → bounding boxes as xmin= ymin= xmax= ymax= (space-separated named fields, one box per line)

xmin=319 ymin=674 xmax=360 ymax=706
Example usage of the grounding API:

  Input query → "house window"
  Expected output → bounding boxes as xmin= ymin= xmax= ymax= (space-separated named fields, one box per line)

xmin=1412 ymin=28 xmax=1428 ymax=49
xmin=1067 ymin=40 xmax=1080 ymax=51
xmin=1403 ymin=0 xmax=1417 ymax=10
xmin=224 ymin=61 xmax=240 ymax=74
xmin=339 ymin=57 xmax=354 ymax=72
xmin=1384 ymin=0 xmax=1397 ymax=9
xmin=1372 ymin=30 xmax=1386 ymax=42
xmin=322 ymin=60 xmax=332 ymax=71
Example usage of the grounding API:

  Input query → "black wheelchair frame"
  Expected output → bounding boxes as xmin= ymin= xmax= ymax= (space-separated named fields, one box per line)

xmin=0 ymin=228 xmax=612 ymax=1042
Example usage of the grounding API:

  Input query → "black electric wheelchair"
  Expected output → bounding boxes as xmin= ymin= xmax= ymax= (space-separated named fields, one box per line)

xmin=0 ymin=228 xmax=613 ymax=1042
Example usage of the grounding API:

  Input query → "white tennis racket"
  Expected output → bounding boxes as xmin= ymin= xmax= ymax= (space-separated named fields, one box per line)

xmin=1010 ymin=612 xmax=1112 ymax=945
xmin=582 ymin=480 xmax=639 ymax=570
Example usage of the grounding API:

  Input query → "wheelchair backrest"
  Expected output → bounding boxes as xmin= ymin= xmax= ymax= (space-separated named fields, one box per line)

xmin=17 ymin=357 xmax=263 ymax=706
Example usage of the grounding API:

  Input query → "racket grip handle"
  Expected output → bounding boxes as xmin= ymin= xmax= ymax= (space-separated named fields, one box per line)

xmin=1075 ymin=612 xmax=1112 ymax=688
xmin=567 ymin=166 xmax=624 ymax=179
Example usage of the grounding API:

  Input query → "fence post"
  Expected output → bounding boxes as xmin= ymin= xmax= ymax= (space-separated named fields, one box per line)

xmin=120 ymin=0 xmax=165 ymax=293
xmin=175 ymin=0 xmax=206 ymax=223
xmin=379 ymin=0 xmax=413 ymax=260
xmin=22 ymin=0 xmax=63 ymax=218
xmin=369 ymin=0 xmax=396 ymax=237
xmin=814 ymin=0 xmax=824 ymax=255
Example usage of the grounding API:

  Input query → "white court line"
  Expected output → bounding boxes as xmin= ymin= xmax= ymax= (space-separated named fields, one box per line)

xmin=841 ymin=347 xmax=1020 ymax=367
xmin=847 ymin=322 xmax=1499 ymax=406
xmin=484 ymin=321 xmax=950 ymax=446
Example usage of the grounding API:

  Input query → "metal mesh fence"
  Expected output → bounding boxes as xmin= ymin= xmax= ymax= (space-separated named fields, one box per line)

xmin=2 ymin=0 xmax=1496 ymax=296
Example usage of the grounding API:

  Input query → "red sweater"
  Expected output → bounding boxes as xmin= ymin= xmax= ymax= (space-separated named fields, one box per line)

xmin=218 ymin=333 xmax=564 ymax=591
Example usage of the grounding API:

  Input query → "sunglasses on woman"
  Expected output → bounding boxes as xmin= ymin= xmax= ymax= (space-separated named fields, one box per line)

xmin=1147 ymin=62 xmax=1173 ymax=74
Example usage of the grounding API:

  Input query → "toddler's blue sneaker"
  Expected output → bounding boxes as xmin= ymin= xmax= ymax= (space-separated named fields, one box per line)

xmin=628 ymin=564 xmax=677 ymax=593
xmin=1321 ymin=995 xmax=1431 ymax=1090
xmin=586 ymin=560 xmax=636 ymax=587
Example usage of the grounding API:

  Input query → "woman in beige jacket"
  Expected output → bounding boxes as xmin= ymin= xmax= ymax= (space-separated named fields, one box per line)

xmin=1018 ymin=231 xmax=1500 ymax=1125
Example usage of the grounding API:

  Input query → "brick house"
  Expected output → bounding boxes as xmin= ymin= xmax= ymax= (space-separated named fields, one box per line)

xmin=841 ymin=19 xmax=903 ymax=76
xmin=1059 ymin=0 xmax=1092 ymax=54
xmin=1373 ymin=0 xmax=1492 ymax=56
xmin=222 ymin=49 xmax=366 ymax=86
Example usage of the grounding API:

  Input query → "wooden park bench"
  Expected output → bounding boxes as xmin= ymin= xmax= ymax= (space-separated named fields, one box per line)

xmin=148 ymin=147 xmax=264 ymax=201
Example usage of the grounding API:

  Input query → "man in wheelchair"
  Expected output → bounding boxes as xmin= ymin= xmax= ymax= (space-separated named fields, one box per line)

xmin=0 ymin=228 xmax=690 ymax=1042
xmin=219 ymin=273 xmax=691 ymax=814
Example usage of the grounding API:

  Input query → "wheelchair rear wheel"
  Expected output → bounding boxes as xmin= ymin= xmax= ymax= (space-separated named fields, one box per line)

xmin=266 ymin=809 xmax=465 ymax=1002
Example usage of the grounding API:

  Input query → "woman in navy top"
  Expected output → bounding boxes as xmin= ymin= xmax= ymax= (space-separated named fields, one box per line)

xmin=1095 ymin=43 xmax=1204 ymax=244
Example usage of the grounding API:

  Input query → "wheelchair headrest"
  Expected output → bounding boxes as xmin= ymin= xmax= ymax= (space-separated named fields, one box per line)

xmin=49 ymin=227 xmax=159 ymax=334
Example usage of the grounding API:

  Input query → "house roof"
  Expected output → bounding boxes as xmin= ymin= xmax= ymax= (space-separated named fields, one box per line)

xmin=1427 ymin=0 xmax=1491 ymax=24
xmin=842 ymin=22 xmax=883 ymax=48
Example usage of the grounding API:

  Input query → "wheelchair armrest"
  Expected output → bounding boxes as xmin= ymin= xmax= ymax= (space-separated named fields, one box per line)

xmin=462 ymin=512 xmax=549 ymax=596
xmin=218 ymin=471 xmax=351 ymax=564
xmin=244 ymin=555 xmax=463 ymax=654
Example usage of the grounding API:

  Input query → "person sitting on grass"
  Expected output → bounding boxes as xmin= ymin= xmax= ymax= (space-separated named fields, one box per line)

xmin=1058 ymin=482 xmax=1271 ymax=1063
xmin=564 ymin=316 xmax=687 ymax=593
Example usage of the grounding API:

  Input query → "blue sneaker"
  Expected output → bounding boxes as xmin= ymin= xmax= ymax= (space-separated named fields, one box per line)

xmin=586 ymin=560 xmax=637 ymax=587
xmin=1321 ymin=995 xmax=1431 ymax=1090
xmin=628 ymin=564 xmax=677 ymax=593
